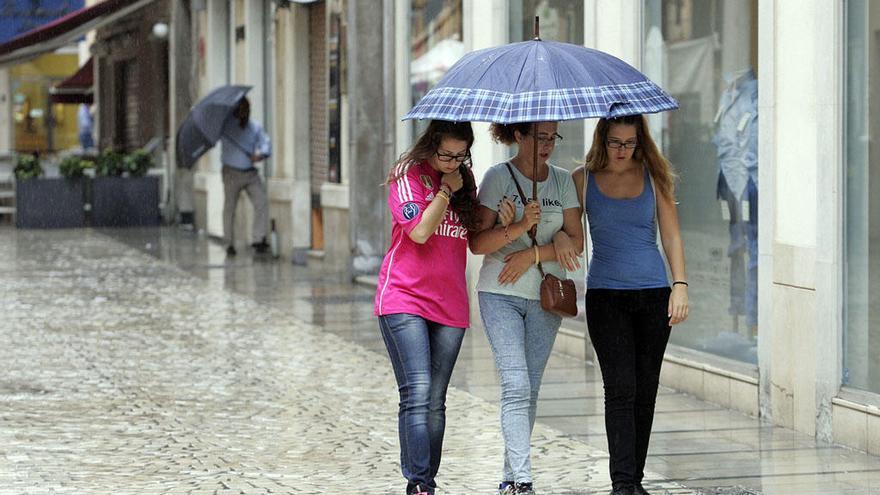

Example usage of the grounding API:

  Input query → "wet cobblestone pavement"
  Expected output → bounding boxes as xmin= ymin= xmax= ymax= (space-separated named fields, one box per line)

xmin=6 ymin=227 xmax=880 ymax=494
xmin=0 ymin=229 xmax=692 ymax=494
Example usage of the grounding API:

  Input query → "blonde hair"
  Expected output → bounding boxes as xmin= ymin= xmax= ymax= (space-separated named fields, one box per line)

xmin=584 ymin=115 xmax=677 ymax=200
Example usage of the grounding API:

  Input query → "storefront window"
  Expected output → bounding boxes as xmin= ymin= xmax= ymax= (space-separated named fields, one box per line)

xmin=844 ymin=0 xmax=880 ymax=393
xmin=11 ymin=53 xmax=81 ymax=152
xmin=509 ymin=0 xmax=584 ymax=173
xmin=643 ymin=0 xmax=759 ymax=363
xmin=409 ymin=0 xmax=463 ymax=139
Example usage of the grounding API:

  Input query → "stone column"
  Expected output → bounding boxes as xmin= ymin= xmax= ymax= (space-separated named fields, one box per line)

xmin=342 ymin=0 xmax=390 ymax=275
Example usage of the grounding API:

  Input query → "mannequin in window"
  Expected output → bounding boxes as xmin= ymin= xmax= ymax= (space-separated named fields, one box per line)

xmin=712 ymin=68 xmax=758 ymax=339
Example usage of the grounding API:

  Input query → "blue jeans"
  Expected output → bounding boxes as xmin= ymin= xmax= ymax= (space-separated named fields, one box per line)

xmin=478 ymin=292 xmax=562 ymax=483
xmin=719 ymin=175 xmax=758 ymax=327
xmin=378 ymin=313 xmax=465 ymax=493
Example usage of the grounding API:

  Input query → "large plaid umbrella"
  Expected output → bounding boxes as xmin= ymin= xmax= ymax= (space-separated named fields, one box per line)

xmin=403 ymin=39 xmax=677 ymax=124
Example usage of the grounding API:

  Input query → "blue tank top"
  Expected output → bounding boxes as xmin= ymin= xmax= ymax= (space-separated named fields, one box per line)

xmin=585 ymin=168 xmax=669 ymax=290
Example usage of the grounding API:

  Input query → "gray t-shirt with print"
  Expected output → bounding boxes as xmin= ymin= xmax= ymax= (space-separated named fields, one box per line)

xmin=476 ymin=161 xmax=580 ymax=300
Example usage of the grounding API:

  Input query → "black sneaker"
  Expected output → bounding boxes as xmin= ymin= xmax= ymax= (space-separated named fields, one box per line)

xmin=609 ymin=486 xmax=635 ymax=495
xmin=226 ymin=245 xmax=237 ymax=256
xmin=634 ymin=484 xmax=650 ymax=495
xmin=408 ymin=483 xmax=430 ymax=495
xmin=514 ymin=482 xmax=535 ymax=494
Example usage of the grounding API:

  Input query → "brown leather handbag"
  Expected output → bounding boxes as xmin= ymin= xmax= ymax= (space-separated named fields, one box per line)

xmin=505 ymin=163 xmax=578 ymax=318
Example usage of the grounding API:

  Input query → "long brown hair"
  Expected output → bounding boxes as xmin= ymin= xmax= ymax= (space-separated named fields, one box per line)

xmin=584 ymin=115 xmax=677 ymax=200
xmin=387 ymin=120 xmax=480 ymax=231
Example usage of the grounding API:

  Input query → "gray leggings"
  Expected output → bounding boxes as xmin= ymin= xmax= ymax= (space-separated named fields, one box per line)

xmin=478 ymin=291 xmax=561 ymax=484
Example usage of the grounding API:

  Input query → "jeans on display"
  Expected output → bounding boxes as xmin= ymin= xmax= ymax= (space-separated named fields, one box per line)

xmin=378 ymin=313 xmax=466 ymax=494
xmin=718 ymin=175 xmax=758 ymax=328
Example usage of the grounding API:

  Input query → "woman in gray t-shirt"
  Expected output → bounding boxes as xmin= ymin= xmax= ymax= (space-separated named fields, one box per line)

xmin=469 ymin=121 xmax=584 ymax=495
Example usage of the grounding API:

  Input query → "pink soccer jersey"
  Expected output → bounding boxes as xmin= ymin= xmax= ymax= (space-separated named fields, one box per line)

xmin=374 ymin=160 xmax=470 ymax=329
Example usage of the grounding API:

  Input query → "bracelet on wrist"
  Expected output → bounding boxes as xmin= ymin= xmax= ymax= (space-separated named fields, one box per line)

xmin=503 ymin=225 xmax=512 ymax=244
xmin=435 ymin=190 xmax=450 ymax=203
xmin=672 ymin=280 xmax=688 ymax=287
xmin=533 ymin=245 xmax=540 ymax=265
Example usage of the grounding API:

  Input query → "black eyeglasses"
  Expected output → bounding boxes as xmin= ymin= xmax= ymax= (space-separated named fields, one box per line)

xmin=435 ymin=151 xmax=472 ymax=166
xmin=607 ymin=140 xmax=638 ymax=150
xmin=535 ymin=133 xmax=563 ymax=145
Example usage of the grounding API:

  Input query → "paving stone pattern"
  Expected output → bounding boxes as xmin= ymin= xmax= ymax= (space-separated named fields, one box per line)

xmin=0 ymin=231 xmax=695 ymax=494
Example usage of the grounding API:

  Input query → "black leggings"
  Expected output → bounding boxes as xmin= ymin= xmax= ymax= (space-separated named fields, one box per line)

xmin=585 ymin=287 xmax=672 ymax=490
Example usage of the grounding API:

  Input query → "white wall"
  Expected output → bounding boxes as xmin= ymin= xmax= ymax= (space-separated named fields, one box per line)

xmin=764 ymin=0 xmax=844 ymax=441
xmin=200 ymin=0 xmax=230 ymax=237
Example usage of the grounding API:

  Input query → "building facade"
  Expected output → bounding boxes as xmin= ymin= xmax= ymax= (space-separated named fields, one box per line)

xmin=179 ymin=0 xmax=880 ymax=455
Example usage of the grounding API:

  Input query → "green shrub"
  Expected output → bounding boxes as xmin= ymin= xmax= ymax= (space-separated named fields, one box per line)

xmin=13 ymin=154 xmax=43 ymax=179
xmin=123 ymin=150 xmax=154 ymax=177
xmin=95 ymin=150 xmax=124 ymax=177
xmin=59 ymin=156 xmax=94 ymax=179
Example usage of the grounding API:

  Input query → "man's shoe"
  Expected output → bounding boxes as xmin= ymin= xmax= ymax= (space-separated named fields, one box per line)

xmin=634 ymin=483 xmax=650 ymax=495
xmin=609 ymin=486 xmax=635 ymax=495
xmin=226 ymin=245 xmax=237 ymax=256
xmin=251 ymin=238 xmax=270 ymax=254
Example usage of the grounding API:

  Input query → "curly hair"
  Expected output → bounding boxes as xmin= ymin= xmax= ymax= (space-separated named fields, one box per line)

xmin=387 ymin=120 xmax=480 ymax=231
xmin=488 ymin=122 xmax=532 ymax=145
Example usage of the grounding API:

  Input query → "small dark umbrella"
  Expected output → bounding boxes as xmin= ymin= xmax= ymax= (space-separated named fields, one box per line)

xmin=176 ymin=85 xmax=252 ymax=169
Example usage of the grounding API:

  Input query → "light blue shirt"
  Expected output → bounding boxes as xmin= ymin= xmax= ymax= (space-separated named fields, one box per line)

xmin=77 ymin=104 xmax=93 ymax=133
xmin=220 ymin=118 xmax=271 ymax=170
xmin=712 ymin=69 xmax=758 ymax=200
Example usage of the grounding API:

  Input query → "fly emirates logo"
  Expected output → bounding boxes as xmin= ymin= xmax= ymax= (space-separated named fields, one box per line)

xmin=434 ymin=210 xmax=467 ymax=240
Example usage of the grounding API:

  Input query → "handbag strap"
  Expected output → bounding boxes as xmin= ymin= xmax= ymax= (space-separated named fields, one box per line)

xmin=504 ymin=162 xmax=546 ymax=278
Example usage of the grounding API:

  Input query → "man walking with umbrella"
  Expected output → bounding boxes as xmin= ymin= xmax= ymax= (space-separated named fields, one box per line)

xmin=220 ymin=97 xmax=271 ymax=256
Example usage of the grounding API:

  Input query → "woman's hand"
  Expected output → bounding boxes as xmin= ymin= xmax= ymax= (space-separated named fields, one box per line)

xmin=497 ymin=197 xmax=516 ymax=228
xmin=552 ymin=231 xmax=581 ymax=272
xmin=517 ymin=200 xmax=541 ymax=229
xmin=498 ymin=249 xmax=535 ymax=285
xmin=668 ymin=285 xmax=689 ymax=325
xmin=441 ymin=170 xmax=463 ymax=193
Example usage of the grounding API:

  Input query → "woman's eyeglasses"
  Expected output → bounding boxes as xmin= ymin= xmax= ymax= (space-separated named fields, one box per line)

xmin=435 ymin=151 xmax=472 ymax=166
xmin=607 ymin=140 xmax=638 ymax=150
xmin=535 ymin=133 xmax=563 ymax=145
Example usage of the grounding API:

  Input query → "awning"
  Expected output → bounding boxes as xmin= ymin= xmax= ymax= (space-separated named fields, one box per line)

xmin=49 ymin=57 xmax=94 ymax=104
xmin=0 ymin=0 xmax=157 ymax=67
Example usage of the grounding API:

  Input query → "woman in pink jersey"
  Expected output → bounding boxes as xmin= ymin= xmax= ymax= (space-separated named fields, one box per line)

xmin=375 ymin=120 xmax=480 ymax=495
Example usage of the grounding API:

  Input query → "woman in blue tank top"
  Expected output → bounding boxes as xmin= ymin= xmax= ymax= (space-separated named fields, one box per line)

xmin=572 ymin=115 xmax=689 ymax=495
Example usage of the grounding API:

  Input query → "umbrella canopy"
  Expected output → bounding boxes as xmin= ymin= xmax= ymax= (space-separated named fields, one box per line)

xmin=176 ymin=85 xmax=251 ymax=169
xmin=403 ymin=39 xmax=678 ymax=123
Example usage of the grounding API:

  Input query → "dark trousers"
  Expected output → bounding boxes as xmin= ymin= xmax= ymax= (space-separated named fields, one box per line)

xmin=585 ymin=287 xmax=672 ymax=489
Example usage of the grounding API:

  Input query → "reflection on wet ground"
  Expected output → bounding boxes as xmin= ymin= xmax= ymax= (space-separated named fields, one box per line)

xmin=1 ymin=226 xmax=878 ymax=494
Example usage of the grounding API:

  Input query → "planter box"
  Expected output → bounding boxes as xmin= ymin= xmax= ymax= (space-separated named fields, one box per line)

xmin=91 ymin=176 xmax=160 ymax=227
xmin=15 ymin=177 xmax=86 ymax=229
